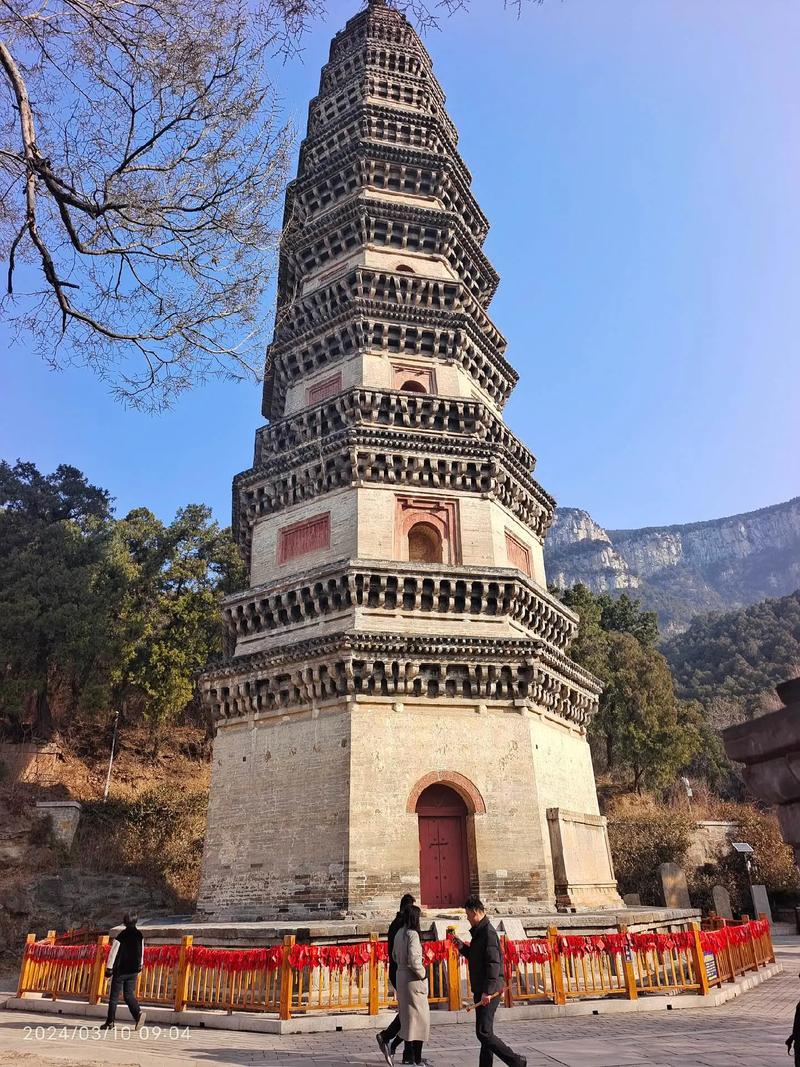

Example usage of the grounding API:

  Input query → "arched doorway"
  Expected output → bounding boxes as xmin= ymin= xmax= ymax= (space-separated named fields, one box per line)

xmin=416 ymin=784 xmax=470 ymax=909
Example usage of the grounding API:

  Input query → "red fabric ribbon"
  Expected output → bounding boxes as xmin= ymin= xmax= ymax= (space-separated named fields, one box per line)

xmin=700 ymin=928 xmax=729 ymax=954
xmin=556 ymin=935 xmax=624 ymax=957
xmin=188 ymin=945 xmax=284 ymax=973
xmin=502 ymin=938 xmax=551 ymax=977
xmin=553 ymin=930 xmax=694 ymax=958
xmin=422 ymin=940 xmax=449 ymax=965
xmin=26 ymin=942 xmax=100 ymax=967
xmin=630 ymin=930 xmax=694 ymax=953
xmin=144 ymin=945 xmax=181 ymax=967
xmin=289 ymin=942 xmax=372 ymax=971
xmin=700 ymin=921 xmax=769 ymax=955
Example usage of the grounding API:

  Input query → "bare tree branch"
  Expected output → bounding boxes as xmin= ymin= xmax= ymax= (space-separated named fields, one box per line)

xmin=0 ymin=0 xmax=536 ymax=409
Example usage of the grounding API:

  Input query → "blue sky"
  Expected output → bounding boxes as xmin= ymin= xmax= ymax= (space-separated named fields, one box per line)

xmin=1 ymin=0 xmax=798 ymax=531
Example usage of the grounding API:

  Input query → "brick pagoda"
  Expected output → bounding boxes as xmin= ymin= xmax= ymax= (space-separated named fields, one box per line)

xmin=197 ymin=0 xmax=620 ymax=921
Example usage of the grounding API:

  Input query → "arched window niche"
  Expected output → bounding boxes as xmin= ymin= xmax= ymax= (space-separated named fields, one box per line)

xmin=391 ymin=363 xmax=436 ymax=394
xmin=400 ymin=379 xmax=427 ymax=394
xmin=408 ymin=521 xmax=442 ymax=564
xmin=395 ymin=496 xmax=460 ymax=566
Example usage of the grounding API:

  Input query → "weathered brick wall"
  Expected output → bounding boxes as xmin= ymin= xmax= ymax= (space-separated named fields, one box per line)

xmin=250 ymin=488 xmax=356 ymax=586
xmin=197 ymin=696 xmax=610 ymax=920
xmin=529 ymin=714 xmax=616 ymax=903
xmin=347 ymin=699 xmax=554 ymax=913
xmin=529 ymin=715 xmax=600 ymax=820
xmin=196 ymin=710 xmax=352 ymax=919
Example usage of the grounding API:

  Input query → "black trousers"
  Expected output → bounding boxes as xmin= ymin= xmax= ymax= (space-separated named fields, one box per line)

xmin=382 ymin=1012 xmax=411 ymax=1059
xmin=383 ymin=1013 xmax=401 ymax=1042
xmin=105 ymin=971 xmax=141 ymax=1024
xmin=474 ymin=996 xmax=521 ymax=1067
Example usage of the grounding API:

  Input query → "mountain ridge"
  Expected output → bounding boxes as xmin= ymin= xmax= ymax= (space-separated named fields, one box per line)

xmin=607 ymin=496 xmax=800 ymax=538
xmin=545 ymin=496 xmax=800 ymax=634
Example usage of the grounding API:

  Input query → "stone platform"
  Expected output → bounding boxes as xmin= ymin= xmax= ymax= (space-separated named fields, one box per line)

xmin=135 ymin=906 xmax=700 ymax=946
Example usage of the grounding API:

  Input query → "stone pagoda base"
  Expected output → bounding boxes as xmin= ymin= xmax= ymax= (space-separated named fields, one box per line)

xmin=136 ymin=906 xmax=700 ymax=948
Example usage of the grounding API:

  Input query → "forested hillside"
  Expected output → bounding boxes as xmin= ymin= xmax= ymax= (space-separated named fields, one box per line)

xmin=0 ymin=460 xmax=244 ymax=748
xmin=662 ymin=590 xmax=800 ymax=728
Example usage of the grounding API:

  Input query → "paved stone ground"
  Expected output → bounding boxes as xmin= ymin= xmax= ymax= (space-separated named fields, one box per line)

xmin=1 ymin=935 xmax=798 ymax=1067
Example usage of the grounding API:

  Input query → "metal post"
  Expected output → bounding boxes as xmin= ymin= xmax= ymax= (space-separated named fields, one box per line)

xmin=368 ymin=933 xmax=379 ymax=1015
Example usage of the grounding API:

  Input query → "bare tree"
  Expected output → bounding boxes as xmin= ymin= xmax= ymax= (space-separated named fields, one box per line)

xmin=0 ymin=0 xmax=531 ymax=409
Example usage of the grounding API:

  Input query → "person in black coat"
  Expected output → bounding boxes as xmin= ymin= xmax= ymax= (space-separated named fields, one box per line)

xmin=98 ymin=913 xmax=146 ymax=1030
xmin=454 ymin=897 xmax=526 ymax=1067
xmin=377 ymin=893 xmax=415 ymax=1066
xmin=787 ymin=979 xmax=800 ymax=1063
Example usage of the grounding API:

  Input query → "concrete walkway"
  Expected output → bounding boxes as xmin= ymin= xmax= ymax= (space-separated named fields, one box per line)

xmin=1 ymin=933 xmax=797 ymax=1067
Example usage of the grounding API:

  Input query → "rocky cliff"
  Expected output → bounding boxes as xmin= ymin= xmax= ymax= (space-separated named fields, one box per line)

xmin=545 ymin=497 xmax=800 ymax=634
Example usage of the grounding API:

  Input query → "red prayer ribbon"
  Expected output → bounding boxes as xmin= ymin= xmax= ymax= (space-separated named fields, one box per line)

xmin=289 ymin=942 xmax=373 ymax=971
xmin=144 ymin=944 xmax=182 ymax=967
xmin=25 ymin=942 xmax=101 ymax=967
xmin=422 ymin=940 xmax=449 ymax=965
xmin=502 ymin=938 xmax=551 ymax=978
xmin=189 ymin=945 xmax=284 ymax=973
xmin=700 ymin=920 xmax=769 ymax=955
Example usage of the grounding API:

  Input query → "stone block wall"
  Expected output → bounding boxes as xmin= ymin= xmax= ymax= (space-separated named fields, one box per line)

xmin=197 ymin=694 xmax=614 ymax=919
xmin=196 ymin=710 xmax=352 ymax=919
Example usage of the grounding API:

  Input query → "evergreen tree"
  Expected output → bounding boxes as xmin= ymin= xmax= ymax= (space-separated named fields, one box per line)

xmin=0 ymin=461 xmax=245 ymax=746
xmin=556 ymin=583 xmax=703 ymax=791
xmin=0 ymin=461 xmax=116 ymax=737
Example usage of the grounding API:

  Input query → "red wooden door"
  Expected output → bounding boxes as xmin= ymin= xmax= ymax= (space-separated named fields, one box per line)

xmin=416 ymin=785 xmax=470 ymax=909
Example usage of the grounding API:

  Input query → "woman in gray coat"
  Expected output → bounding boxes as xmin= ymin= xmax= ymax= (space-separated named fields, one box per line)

xmin=392 ymin=905 xmax=431 ymax=1066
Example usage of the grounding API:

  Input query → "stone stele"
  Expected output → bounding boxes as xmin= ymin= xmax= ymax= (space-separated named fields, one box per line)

xmin=711 ymin=884 xmax=733 ymax=921
xmin=34 ymin=801 xmax=82 ymax=851
xmin=658 ymin=863 xmax=691 ymax=910
xmin=195 ymin=0 xmax=621 ymax=922
xmin=750 ymin=884 xmax=772 ymax=923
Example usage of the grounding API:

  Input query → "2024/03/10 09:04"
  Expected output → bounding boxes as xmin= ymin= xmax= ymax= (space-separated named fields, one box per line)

xmin=24 ymin=1023 xmax=191 ymax=1041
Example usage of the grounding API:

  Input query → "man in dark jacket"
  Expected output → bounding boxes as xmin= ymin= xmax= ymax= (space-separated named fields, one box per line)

xmin=787 ymin=977 xmax=800 ymax=1063
xmin=98 ymin=913 xmax=146 ymax=1030
xmin=454 ymin=896 xmax=526 ymax=1067
xmin=377 ymin=893 xmax=415 ymax=1066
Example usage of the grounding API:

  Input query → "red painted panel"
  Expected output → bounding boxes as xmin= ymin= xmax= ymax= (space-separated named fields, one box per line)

xmin=307 ymin=373 xmax=342 ymax=406
xmin=505 ymin=531 xmax=531 ymax=577
xmin=278 ymin=513 xmax=331 ymax=564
